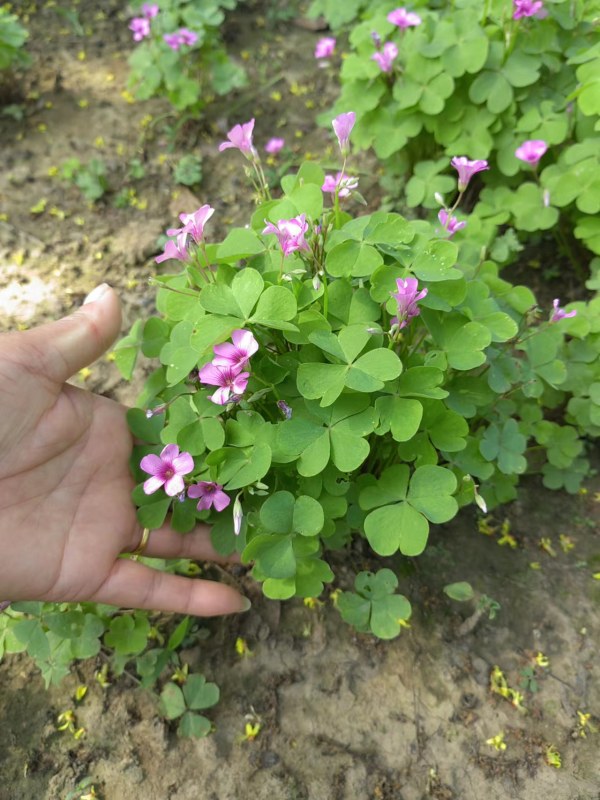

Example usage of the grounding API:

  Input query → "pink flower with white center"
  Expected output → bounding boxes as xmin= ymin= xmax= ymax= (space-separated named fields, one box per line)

xmin=263 ymin=214 xmax=311 ymax=257
xmin=129 ymin=17 xmax=150 ymax=41
xmin=513 ymin=0 xmax=544 ymax=19
xmin=265 ymin=137 xmax=285 ymax=155
xmin=142 ymin=3 xmax=159 ymax=18
xmin=322 ymin=172 xmax=359 ymax=198
xmin=155 ymin=231 xmax=189 ymax=264
xmin=550 ymin=299 xmax=577 ymax=323
xmin=372 ymin=42 xmax=398 ymax=73
xmin=515 ymin=139 xmax=548 ymax=165
xmin=140 ymin=444 xmax=194 ymax=496
xmin=218 ymin=118 xmax=257 ymax=157
xmin=168 ymin=204 xmax=215 ymax=244
xmin=199 ymin=362 xmax=249 ymax=405
xmin=332 ymin=112 xmax=356 ymax=155
xmin=451 ymin=156 xmax=489 ymax=191
xmin=188 ymin=481 xmax=230 ymax=512
xmin=391 ymin=277 xmax=428 ymax=329
xmin=212 ymin=329 xmax=259 ymax=370
xmin=315 ymin=36 xmax=336 ymax=58
xmin=387 ymin=7 xmax=422 ymax=28
xmin=438 ymin=209 xmax=467 ymax=237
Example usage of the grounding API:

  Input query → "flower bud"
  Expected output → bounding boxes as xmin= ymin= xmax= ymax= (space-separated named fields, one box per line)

xmin=233 ymin=494 xmax=243 ymax=536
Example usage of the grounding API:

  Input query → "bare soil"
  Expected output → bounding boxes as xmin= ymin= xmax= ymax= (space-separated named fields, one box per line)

xmin=1 ymin=3 xmax=599 ymax=799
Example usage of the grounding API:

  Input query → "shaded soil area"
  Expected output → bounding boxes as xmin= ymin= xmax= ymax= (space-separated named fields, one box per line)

xmin=1 ymin=2 xmax=599 ymax=799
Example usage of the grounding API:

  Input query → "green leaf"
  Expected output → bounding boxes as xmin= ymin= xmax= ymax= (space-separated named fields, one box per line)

xmin=293 ymin=495 xmax=324 ymax=536
xmin=136 ymin=497 xmax=171 ymax=530
xmin=329 ymin=427 xmax=370 ymax=472
xmin=112 ymin=320 xmax=142 ymax=380
xmin=260 ymin=491 xmax=295 ymax=533
xmin=251 ymin=285 xmax=297 ymax=324
xmin=104 ymin=614 xmax=150 ymax=656
xmin=217 ymin=227 xmax=265 ymax=260
xmin=243 ymin=534 xmax=296 ymax=579
xmin=326 ymin=240 xmax=383 ymax=278
xmin=199 ymin=284 xmax=243 ymax=317
xmin=376 ymin=397 xmax=423 ymax=442
xmin=183 ymin=674 xmax=220 ymax=710
xmin=231 ymin=268 xmax=264 ymax=317
xmin=407 ymin=465 xmax=458 ymax=523
xmin=178 ymin=711 xmax=212 ymax=738
xmin=223 ymin=443 xmax=272 ymax=490
xmin=364 ymin=503 xmax=429 ymax=556
xmin=351 ymin=348 xmax=403 ymax=382
xmin=297 ymin=363 xmax=347 ymax=405
xmin=127 ymin=407 xmax=164 ymax=445
xmin=412 ymin=240 xmax=461 ymax=282
xmin=480 ymin=419 xmax=527 ymax=475
xmin=370 ymin=594 xmax=412 ymax=639
xmin=359 ymin=465 xmax=410 ymax=510
xmin=445 ymin=320 xmax=492 ymax=370
xmin=159 ymin=683 xmax=186 ymax=720
xmin=444 ymin=582 xmax=474 ymax=602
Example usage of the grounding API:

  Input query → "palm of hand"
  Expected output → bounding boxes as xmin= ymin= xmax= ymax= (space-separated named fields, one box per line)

xmin=0 ymin=289 xmax=246 ymax=616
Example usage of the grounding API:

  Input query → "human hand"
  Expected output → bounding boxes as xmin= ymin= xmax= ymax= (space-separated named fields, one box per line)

xmin=0 ymin=284 xmax=249 ymax=616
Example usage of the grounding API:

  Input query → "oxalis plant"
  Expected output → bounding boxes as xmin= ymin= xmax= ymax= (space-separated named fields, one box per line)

xmin=315 ymin=0 xmax=600 ymax=266
xmin=116 ymin=112 xmax=596 ymax=639
xmin=2 ymin=113 xmax=597 ymax=738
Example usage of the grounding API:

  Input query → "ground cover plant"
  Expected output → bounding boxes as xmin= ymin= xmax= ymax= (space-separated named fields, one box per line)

xmin=1 ymin=0 xmax=599 ymax=764
xmin=126 ymin=0 xmax=246 ymax=118
xmin=314 ymin=0 xmax=600 ymax=266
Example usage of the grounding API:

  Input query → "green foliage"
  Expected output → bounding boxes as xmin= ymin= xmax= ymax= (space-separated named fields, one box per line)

xmin=174 ymin=153 xmax=203 ymax=186
xmin=0 ymin=8 xmax=30 ymax=72
xmin=321 ymin=0 xmax=600 ymax=261
xmin=159 ymin=674 xmax=219 ymax=737
xmin=338 ymin=569 xmax=412 ymax=639
xmin=60 ymin=158 xmax=108 ymax=202
xmin=127 ymin=0 xmax=246 ymax=117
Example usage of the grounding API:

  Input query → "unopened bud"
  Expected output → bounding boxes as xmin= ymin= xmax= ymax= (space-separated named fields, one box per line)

xmin=434 ymin=192 xmax=445 ymax=207
xmin=371 ymin=31 xmax=382 ymax=50
xmin=277 ymin=400 xmax=293 ymax=419
xmin=543 ymin=189 xmax=551 ymax=208
xmin=312 ymin=274 xmax=321 ymax=291
xmin=233 ymin=494 xmax=243 ymax=536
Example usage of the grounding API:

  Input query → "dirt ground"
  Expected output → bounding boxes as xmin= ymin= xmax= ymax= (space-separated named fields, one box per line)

xmin=1 ymin=2 xmax=599 ymax=799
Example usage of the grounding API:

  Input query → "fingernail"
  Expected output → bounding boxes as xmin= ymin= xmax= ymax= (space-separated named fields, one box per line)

xmin=83 ymin=283 xmax=110 ymax=305
xmin=239 ymin=597 xmax=252 ymax=613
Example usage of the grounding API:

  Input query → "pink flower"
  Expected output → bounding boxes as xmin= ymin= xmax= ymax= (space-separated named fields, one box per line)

xmin=141 ymin=444 xmax=194 ymax=496
xmin=163 ymin=29 xmax=198 ymax=50
xmin=218 ymin=118 xmax=256 ymax=157
xmin=168 ymin=204 xmax=215 ymax=244
xmin=550 ymin=299 xmax=577 ymax=323
xmin=332 ymin=112 xmax=356 ymax=155
xmin=142 ymin=3 xmax=159 ymax=18
xmin=513 ymin=0 xmax=544 ymax=19
xmin=188 ymin=481 xmax=231 ymax=512
xmin=265 ymin=137 xmax=285 ymax=154
xmin=322 ymin=172 xmax=359 ymax=198
xmin=391 ymin=277 xmax=428 ymax=329
xmin=451 ymin=156 xmax=489 ymax=191
xmin=198 ymin=362 xmax=249 ymax=405
xmin=155 ymin=231 xmax=189 ymax=264
xmin=263 ymin=214 xmax=311 ymax=257
xmin=212 ymin=329 xmax=259 ymax=370
xmin=129 ymin=17 xmax=150 ymax=41
xmin=438 ymin=209 xmax=467 ymax=237
xmin=387 ymin=7 xmax=422 ymax=28
xmin=315 ymin=36 xmax=336 ymax=58
xmin=372 ymin=41 xmax=398 ymax=73
xmin=515 ymin=139 xmax=548 ymax=165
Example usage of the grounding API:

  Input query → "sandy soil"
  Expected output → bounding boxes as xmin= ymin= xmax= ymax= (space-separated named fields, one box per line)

xmin=1 ymin=2 xmax=599 ymax=799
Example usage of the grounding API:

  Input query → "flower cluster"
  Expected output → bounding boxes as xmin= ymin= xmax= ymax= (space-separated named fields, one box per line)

xmin=199 ymin=329 xmax=259 ymax=405
xmin=391 ymin=277 xmax=428 ymax=330
xmin=322 ymin=172 xmax=359 ymax=198
xmin=140 ymin=445 xmax=231 ymax=513
xmin=164 ymin=28 xmax=198 ymax=50
xmin=128 ymin=3 xmax=159 ymax=41
xmin=155 ymin=204 xmax=214 ymax=264
xmin=513 ymin=0 xmax=544 ymax=19
xmin=372 ymin=42 xmax=398 ymax=73
xmin=263 ymin=214 xmax=311 ymax=257
xmin=315 ymin=37 xmax=336 ymax=59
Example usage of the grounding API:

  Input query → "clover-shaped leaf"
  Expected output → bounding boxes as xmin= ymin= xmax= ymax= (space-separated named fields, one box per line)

xmin=338 ymin=569 xmax=411 ymax=639
xmin=480 ymin=419 xmax=527 ymax=475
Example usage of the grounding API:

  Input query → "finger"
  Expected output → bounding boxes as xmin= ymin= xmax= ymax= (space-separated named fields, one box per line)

xmin=141 ymin=524 xmax=241 ymax=564
xmin=92 ymin=559 xmax=251 ymax=616
xmin=17 ymin=283 xmax=122 ymax=385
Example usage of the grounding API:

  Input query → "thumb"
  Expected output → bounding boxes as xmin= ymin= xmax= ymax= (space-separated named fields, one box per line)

xmin=19 ymin=283 xmax=122 ymax=385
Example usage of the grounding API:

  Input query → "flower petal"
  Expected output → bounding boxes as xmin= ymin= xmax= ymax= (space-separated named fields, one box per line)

xmin=172 ymin=452 xmax=195 ymax=475
xmin=164 ymin=474 xmax=185 ymax=496
xmin=140 ymin=453 xmax=163 ymax=475
xmin=143 ymin=475 xmax=165 ymax=495
xmin=160 ymin=443 xmax=180 ymax=462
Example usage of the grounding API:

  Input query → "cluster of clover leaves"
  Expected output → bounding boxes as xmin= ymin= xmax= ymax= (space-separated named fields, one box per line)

xmin=317 ymin=0 xmax=600 ymax=263
xmin=112 ymin=142 xmax=596 ymax=642
xmin=127 ymin=0 xmax=246 ymax=116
